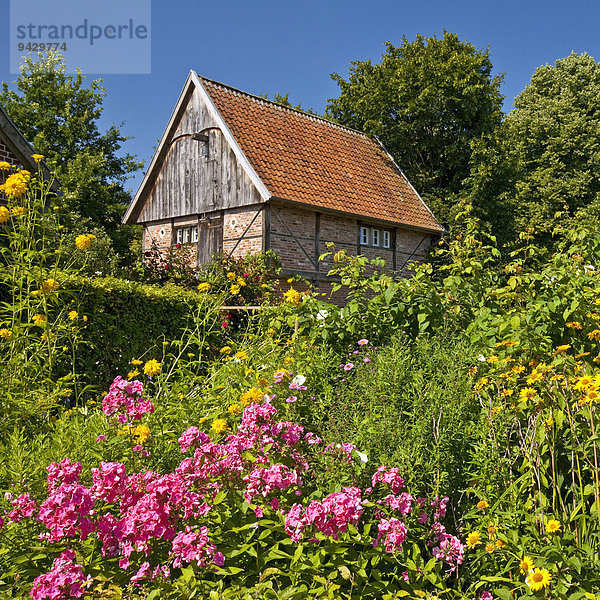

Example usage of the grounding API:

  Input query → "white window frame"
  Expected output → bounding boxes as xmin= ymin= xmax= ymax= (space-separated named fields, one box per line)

xmin=382 ymin=230 xmax=391 ymax=249
xmin=360 ymin=226 xmax=369 ymax=246
xmin=182 ymin=227 xmax=190 ymax=243
xmin=371 ymin=228 xmax=380 ymax=247
xmin=175 ymin=228 xmax=183 ymax=244
xmin=191 ymin=226 xmax=199 ymax=243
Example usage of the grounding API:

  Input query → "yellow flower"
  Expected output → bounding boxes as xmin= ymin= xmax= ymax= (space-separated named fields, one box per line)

xmin=234 ymin=351 xmax=249 ymax=361
xmin=485 ymin=543 xmax=495 ymax=553
xmin=283 ymin=288 xmax=301 ymax=306
xmin=68 ymin=310 xmax=78 ymax=321
xmin=519 ymin=556 xmax=535 ymax=574
xmin=131 ymin=359 xmax=143 ymax=365
xmin=284 ymin=356 xmax=294 ymax=365
xmin=545 ymin=519 xmax=561 ymax=534
xmin=487 ymin=355 xmax=499 ymax=363
xmin=211 ymin=418 xmax=228 ymax=434
xmin=226 ymin=272 xmax=236 ymax=280
xmin=32 ymin=314 xmax=47 ymax=326
xmin=82 ymin=315 xmax=88 ymax=322
xmin=1 ymin=170 xmax=30 ymax=198
xmin=566 ymin=321 xmax=582 ymax=329
xmin=41 ymin=331 xmax=55 ymax=342
xmin=228 ymin=403 xmax=243 ymax=416
xmin=526 ymin=370 xmax=543 ymax=385
xmin=220 ymin=346 xmax=232 ymax=355
xmin=495 ymin=538 xmax=506 ymax=548
xmin=257 ymin=377 xmax=269 ymax=387
xmin=197 ymin=282 xmax=210 ymax=292
xmin=120 ymin=423 xmax=151 ymax=444
xmin=127 ymin=370 xmax=140 ymax=380
xmin=240 ymin=387 xmax=264 ymax=406
xmin=477 ymin=500 xmax=489 ymax=510
xmin=0 ymin=161 xmax=12 ymax=170
xmin=11 ymin=206 xmax=25 ymax=216
xmin=237 ymin=277 xmax=246 ymax=286
xmin=466 ymin=531 xmax=481 ymax=548
xmin=144 ymin=359 xmax=161 ymax=377
xmin=163 ymin=341 xmax=169 ymax=346
xmin=230 ymin=284 xmax=240 ymax=295
xmin=526 ymin=568 xmax=551 ymax=591
xmin=0 ymin=328 xmax=13 ymax=340
xmin=75 ymin=234 xmax=94 ymax=251
xmin=519 ymin=387 xmax=538 ymax=401
xmin=512 ymin=365 xmax=525 ymax=374
xmin=267 ymin=327 xmax=275 ymax=335
xmin=0 ymin=206 xmax=9 ymax=223
xmin=501 ymin=389 xmax=514 ymax=397
xmin=41 ymin=279 xmax=59 ymax=294
xmin=31 ymin=154 xmax=44 ymax=163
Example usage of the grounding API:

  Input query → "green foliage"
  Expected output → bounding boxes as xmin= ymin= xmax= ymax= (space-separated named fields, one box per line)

xmin=326 ymin=31 xmax=504 ymax=225
xmin=467 ymin=52 xmax=600 ymax=253
xmin=0 ymin=52 xmax=143 ymax=263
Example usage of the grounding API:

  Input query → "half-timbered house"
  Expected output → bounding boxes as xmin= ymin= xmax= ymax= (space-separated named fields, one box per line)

xmin=123 ymin=72 xmax=443 ymax=295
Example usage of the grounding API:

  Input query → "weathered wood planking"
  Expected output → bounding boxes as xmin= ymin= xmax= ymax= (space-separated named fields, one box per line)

xmin=140 ymin=87 xmax=262 ymax=222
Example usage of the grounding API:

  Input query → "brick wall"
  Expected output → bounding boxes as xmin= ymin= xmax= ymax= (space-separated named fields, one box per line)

xmin=270 ymin=204 xmax=317 ymax=272
xmin=223 ymin=205 xmax=263 ymax=259
xmin=143 ymin=220 xmax=173 ymax=256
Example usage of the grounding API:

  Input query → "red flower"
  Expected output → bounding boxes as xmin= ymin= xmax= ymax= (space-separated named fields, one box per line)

xmin=222 ymin=321 xmax=228 ymax=328
xmin=176 ymin=244 xmax=181 ymax=249
xmin=243 ymin=273 xmax=249 ymax=278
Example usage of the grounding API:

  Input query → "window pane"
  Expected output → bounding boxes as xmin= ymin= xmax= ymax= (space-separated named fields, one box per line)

xmin=383 ymin=230 xmax=390 ymax=248
xmin=176 ymin=228 xmax=182 ymax=244
xmin=191 ymin=226 xmax=198 ymax=243
xmin=360 ymin=226 xmax=369 ymax=245
xmin=183 ymin=228 xmax=190 ymax=243
xmin=372 ymin=228 xmax=380 ymax=247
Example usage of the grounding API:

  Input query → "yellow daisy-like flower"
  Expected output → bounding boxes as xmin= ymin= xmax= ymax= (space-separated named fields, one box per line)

xmin=466 ymin=531 xmax=481 ymax=548
xmin=257 ymin=377 xmax=269 ymax=388
xmin=211 ymin=418 xmax=228 ymax=434
xmin=197 ymin=282 xmax=210 ymax=292
xmin=283 ymin=288 xmax=301 ymax=306
xmin=228 ymin=403 xmax=243 ymax=416
xmin=234 ymin=351 xmax=249 ymax=361
xmin=31 ymin=154 xmax=44 ymax=163
xmin=487 ymin=355 xmax=499 ymax=363
xmin=495 ymin=538 xmax=506 ymax=548
xmin=519 ymin=556 xmax=535 ymax=574
xmin=477 ymin=500 xmax=489 ymax=510
xmin=1 ymin=170 xmax=30 ymax=198
xmin=485 ymin=543 xmax=495 ymax=554
xmin=11 ymin=206 xmax=25 ymax=216
xmin=501 ymin=389 xmax=514 ymax=397
xmin=121 ymin=423 xmax=151 ymax=444
xmin=127 ymin=370 xmax=140 ymax=380
xmin=0 ymin=206 xmax=9 ymax=223
xmin=0 ymin=328 xmax=13 ymax=340
xmin=143 ymin=359 xmax=161 ymax=377
xmin=41 ymin=278 xmax=60 ymax=294
xmin=131 ymin=359 xmax=143 ymax=365
xmin=566 ymin=321 xmax=582 ymax=329
xmin=230 ymin=284 xmax=241 ymax=295
xmin=512 ymin=365 xmax=525 ymax=374
xmin=75 ymin=234 xmax=95 ymax=251
xmin=0 ymin=161 xmax=12 ymax=170
xmin=545 ymin=519 xmax=561 ymax=534
xmin=240 ymin=387 xmax=264 ymax=406
xmin=226 ymin=272 xmax=236 ymax=281
xmin=32 ymin=314 xmax=47 ymax=326
xmin=68 ymin=310 xmax=78 ymax=321
xmin=526 ymin=370 xmax=543 ymax=385
xmin=526 ymin=568 xmax=551 ymax=591
xmin=237 ymin=277 xmax=246 ymax=286
xmin=519 ymin=387 xmax=538 ymax=401
xmin=220 ymin=346 xmax=232 ymax=355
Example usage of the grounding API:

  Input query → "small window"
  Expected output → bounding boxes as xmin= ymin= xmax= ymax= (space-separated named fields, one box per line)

xmin=182 ymin=227 xmax=190 ymax=243
xmin=360 ymin=226 xmax=369 ymax=245
xmin=371 ymin=228 xmax=380 ymax=247
xmin=383 ymin=230 xmax=391 ymax=249
xmin=175 ymin=228 xmax=183 ymax=244
xmin=191 ymin=226 xmax=198 ymax=243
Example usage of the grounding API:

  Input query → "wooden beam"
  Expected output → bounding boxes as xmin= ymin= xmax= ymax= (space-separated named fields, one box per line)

xmin=272 ymin=207 xmax=317 ymax=269
xmin=226 ymin=207 xmax=263 ymax=258
xmin=315 ymin=212 xmax=321 ymax=273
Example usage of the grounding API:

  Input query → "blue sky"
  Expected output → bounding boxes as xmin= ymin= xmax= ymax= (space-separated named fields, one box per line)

xmin=2 ymin=0 xmax=600 ymax=192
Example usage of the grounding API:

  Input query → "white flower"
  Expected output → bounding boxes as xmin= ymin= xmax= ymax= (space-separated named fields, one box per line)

xmin=354 ymin=449 xmax=368 ymax=464
xmin=477 ymin=355 xmax=486 ymax=362
xmin=291 ymin=374 xmax=306 ymax=387
xmin=316 ymin=309 xmax=328 ymax=321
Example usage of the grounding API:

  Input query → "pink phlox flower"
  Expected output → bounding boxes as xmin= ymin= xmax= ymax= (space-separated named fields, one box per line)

xmin=478 ymin=593 xmax=493 ymax=600
xmin=101 ymin=376 xmax=152 ymax=421
xmin=178 ymin=426 xmax=210 ymax=453
xmin=418 ymin=512 xmax=428 ymax=524
xmin=304 ymin=432 xmax=321 ymax=445
xmin=381 ymin=492 xmax=413 ymax=515
xmin=431 ymin=495 xmax=449 ymax=520
xmin=47 ymin=459 xmax=82 ymax=491
xmin=130 ymin=561 xmax=151 ymax=585
xmin=431 ymin=532 xmax=465 ymax=572
xmin=91 ymin=462 xmax=128 ymax=503
xmin=372 ymin=466 xmax=405 ymax=494
xmin=171 ymin=525 xmax=218 ymax=568
xmin=38 ymin=483 xmax=94 ymax=542
xmin=96 ymin=513 xmax=120 ymax=557
xmin=243 ymin=464 xmax=301 ymax=505
xmin=8 ymin=492 xmax=38 ymax=522
xmin=30 ymin=549 xmax=91 ymax=600
xmin=374 ymin=517 xmax=407 ymax=553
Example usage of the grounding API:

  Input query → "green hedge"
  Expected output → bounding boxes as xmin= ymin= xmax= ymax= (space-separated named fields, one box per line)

xmin=68 ymin=276 xmax=219 ymax=393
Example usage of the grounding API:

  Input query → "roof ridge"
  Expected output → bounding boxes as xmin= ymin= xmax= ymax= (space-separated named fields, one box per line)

xmin=198 ymin=74 xmax=370 ymax=138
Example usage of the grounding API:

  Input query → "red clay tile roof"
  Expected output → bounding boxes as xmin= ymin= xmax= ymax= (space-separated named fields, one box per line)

xmin=201 ymin=77 xmax=443 ymax=233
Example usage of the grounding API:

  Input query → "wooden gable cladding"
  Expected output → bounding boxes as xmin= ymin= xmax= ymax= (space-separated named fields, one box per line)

xmin=131 ymin=79 xmax=264 ymax=224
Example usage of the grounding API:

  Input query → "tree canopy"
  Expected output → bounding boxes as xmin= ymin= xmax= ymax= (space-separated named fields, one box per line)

xmin=466 ymin=52 xmax=600 ymax=252
xmin=326 ymin=32 xmax=504 ymax=226
xmin=0 ymin=53 xmax=142 ymax=260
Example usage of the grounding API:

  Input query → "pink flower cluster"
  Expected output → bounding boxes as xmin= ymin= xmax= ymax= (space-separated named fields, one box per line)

xmin=172 ymin=525 xmax=224 ymax=568
xmin=285 ymin=486 xmax=364 ymax=541
xmin=30 ymin=550 xmax=91 ymax=600
xmin=372 ymin=465 xmax=406 ymax=494
xmin=430 ymin=522 xmax=465 ymax=572
xmin=374 ymin=517 xmax=408 ymax=552
xmin=101 ymin=377 xmax=154 ymax=422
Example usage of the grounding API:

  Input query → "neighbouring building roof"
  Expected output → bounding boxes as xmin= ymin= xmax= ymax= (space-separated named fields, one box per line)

xmin=0 ymin=104 xmax=59 ymax=189
xmin=200 ymin=77 xmax=442 ymax=233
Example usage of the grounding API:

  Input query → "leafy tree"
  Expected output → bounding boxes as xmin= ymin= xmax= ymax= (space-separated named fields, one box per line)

xmin=467 ymin=52 xmax=600 ymax=253
xmin=326 ymin=32 xmax=504 ymax=225
xmin=0 ymin=52 xmax=143 ymax=262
